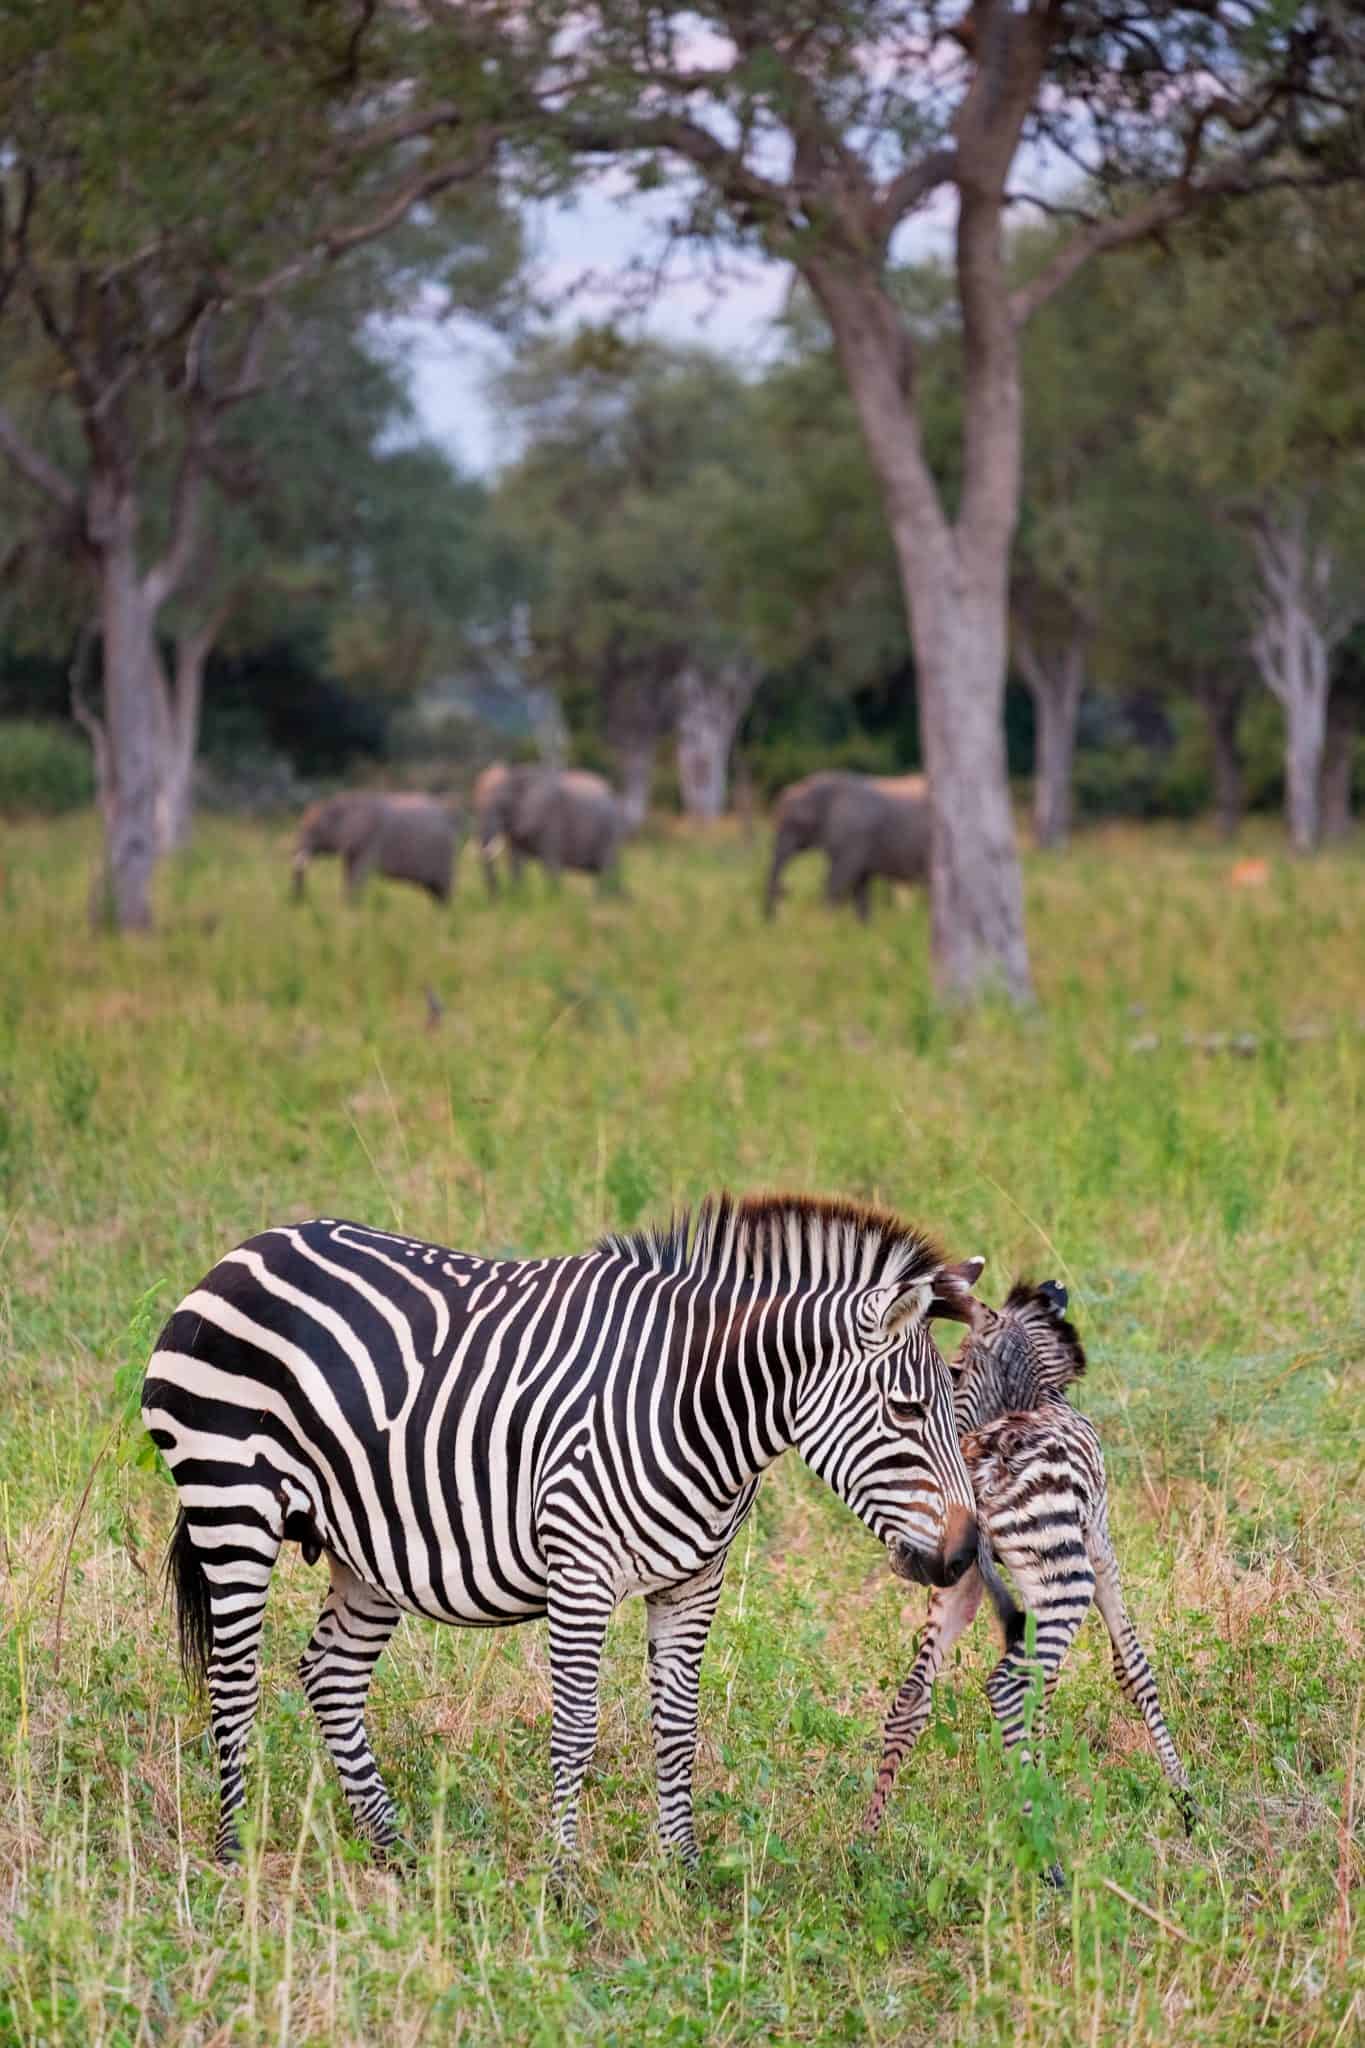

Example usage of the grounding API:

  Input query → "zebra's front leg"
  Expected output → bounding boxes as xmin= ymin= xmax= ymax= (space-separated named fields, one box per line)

xmin=545 ymin=1567 xmax=617 ymax=1875
xmin=1090 ymin=1533 xmax=1199 ymax=1832
xmin=645 ymin=1561 xmax=728 ymax=1867
xmin=863 ymin=1565 xmax=984 ymax=1836
xmin=298 ymin=1555 xmax=402 ymax=1853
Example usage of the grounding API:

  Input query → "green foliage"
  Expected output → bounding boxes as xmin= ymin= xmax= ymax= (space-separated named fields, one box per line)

xmin=1 ymin=813 xmax=1362 ymax=2044
xmin=0 ymin=720 xmax=94 ymax=814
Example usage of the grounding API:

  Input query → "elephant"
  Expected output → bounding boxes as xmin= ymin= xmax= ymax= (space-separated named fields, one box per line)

xmin=291 ymin=792 xmax=460 ymax=905
xmin=764 ymin=771 xmax=931 ymax=922
xmin=474 ymin=762 xmax=625 ymax=892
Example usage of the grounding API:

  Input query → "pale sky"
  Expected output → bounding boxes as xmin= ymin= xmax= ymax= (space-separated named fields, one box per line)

xmin=390 ymin=170 xmax=956 ymax=475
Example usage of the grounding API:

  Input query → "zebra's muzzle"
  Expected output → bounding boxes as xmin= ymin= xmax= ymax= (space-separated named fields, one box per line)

xmin=890 ymin=1507 xmax=978 ymax=1589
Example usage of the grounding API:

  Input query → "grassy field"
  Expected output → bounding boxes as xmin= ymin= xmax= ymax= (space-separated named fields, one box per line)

xmin=1 ymin=811 xmax=1362 ymax=2047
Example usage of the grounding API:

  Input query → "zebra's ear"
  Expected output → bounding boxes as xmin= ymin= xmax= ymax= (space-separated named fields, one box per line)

xmin=928 ymin=1256 xmax=986 ymax=1328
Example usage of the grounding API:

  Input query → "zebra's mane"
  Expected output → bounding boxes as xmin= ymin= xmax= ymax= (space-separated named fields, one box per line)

xmin=599 ymin=1192 xmax=943 ymax=1294
xmin=995 ymin=1278 xmax=1087 ymax=1392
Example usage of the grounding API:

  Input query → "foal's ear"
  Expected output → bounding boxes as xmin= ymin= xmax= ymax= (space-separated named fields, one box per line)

xmin=928 ymin=1255 xmax=986 ymax=1328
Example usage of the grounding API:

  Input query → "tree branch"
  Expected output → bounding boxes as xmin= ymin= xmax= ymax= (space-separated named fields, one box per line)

xmin=872 ymin=149 xmax=958 ymax=248
xmin=1009 ymin=116 xmax=1353 ymax=328
xmin=241 ymin=137 xmax=499 ymax=300
xmin=143 ymin=427 xmax=207 ymax=613
xmin=0 ymin=401 xmax=81 ymax=514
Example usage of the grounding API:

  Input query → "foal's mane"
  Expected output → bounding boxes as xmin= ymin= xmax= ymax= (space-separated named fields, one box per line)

xmin=999 ymin=1278 xmax=1087 ymax=1385
xmin=600 ymin=1191 xmax=942 ymax=1292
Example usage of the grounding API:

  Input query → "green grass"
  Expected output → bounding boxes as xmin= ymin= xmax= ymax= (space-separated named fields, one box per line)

xmin=2 ymin=811 xmax=1362 ymax=2046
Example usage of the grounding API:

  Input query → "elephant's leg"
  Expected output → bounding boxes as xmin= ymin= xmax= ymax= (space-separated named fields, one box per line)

xmin=764 ymin=847 xmax=790 ymax=919
xmin=343 ymin=845 xmax=376 ymax=903
xmin=852 ymin=872 xmax=872 ymax=922
xmin=825 ymin=842 xmax=867 ymax=912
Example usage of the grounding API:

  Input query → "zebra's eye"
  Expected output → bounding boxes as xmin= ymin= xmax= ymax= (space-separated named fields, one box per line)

xmin=888 ymin=1395 xmax=927 ymax=1428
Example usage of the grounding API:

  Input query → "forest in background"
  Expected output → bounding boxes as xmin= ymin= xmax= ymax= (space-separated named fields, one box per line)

xmin=1 ymin=3 xmax=1363 ymax=995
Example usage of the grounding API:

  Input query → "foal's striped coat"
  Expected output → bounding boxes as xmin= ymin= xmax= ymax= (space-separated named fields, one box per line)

xmin=864 ymin=1281 xmax=1196 ymax=1835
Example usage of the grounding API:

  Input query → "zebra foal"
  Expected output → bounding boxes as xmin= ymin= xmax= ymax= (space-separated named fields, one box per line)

xmin=863 ymin=1280 xmax=1196 ymax=1837
xmin=142 ymin=1194 xmax=984 ymax=1870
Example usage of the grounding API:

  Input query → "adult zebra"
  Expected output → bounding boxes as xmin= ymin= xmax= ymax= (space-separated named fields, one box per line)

xmin=142 ymin=1193 xmax=983 ymax=1869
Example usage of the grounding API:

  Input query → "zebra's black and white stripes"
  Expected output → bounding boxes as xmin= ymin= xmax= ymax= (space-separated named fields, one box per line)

xmin=143 ymin=1194 xmax=984 ymax=1867
xmin=863 ymin=1280 xmax=1196 ymax=1836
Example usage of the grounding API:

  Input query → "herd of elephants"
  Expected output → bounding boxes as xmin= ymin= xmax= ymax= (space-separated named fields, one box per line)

xmin=290 ymin=762 xmax=932 ymax=921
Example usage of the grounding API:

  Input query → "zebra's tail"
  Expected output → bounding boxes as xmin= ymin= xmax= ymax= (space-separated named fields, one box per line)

xmin=165 ymin=1508 xmax=213 ymax=1694
xmin=978 ymin=1541 xmax=1027 ymax=1653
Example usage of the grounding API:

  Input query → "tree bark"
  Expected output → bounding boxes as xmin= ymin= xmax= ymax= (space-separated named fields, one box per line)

xmin=1320 ymin=684 xmax=1356 ymax=841
xmin=675 ymin=661 xmax=758 ymax=819
xmin=1197 ymin=676 xmax=1247 ymax=840
xmin=91 ymin=478 xmax=162 ymax=930
xmin=812 ymin=264 xmax=1032 ymax=1001
xmin=1015 ymin=629 xmax=1084 ymax=850
xmin=615 ymin=736 xmax=656 ymax=832
xmin=1246 ymin=501 xmax=1351 ymax=855
xmin=155 ymin=598 xmax=229 ymax=852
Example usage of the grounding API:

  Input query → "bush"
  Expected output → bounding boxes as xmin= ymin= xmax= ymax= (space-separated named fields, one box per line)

xmin=0 ymin=720 xmax=95 ymax=815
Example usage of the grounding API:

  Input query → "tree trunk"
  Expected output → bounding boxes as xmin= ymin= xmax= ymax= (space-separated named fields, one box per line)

xmin=1247 ymin=502 xmax=1344 ymax=856
xmin=909 ymin=570 xmax=1032 ymax=998
xmin=156 ymin=608 xmax=222 ymax=852
xmin=1015 ymin=629 xmax=1084 ymax=850
xmin=94 ymin=491 xmax=162 ymax=931
xmin=1198 ymin=678 xmax=1246 ymax=840
xmin=1320 ymin=685 xmax=1356 ymax=841
xmin=615 ymin=736 xmax=655 ymax=832
xmin=675 ymin=662 xmax=757 ymax=819
xmin=813 ymin=267 xmax=1032 ymax=1001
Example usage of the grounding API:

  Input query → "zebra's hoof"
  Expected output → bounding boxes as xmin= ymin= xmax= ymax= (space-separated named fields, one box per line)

xmin=548 ymin=1865 xmax=597 ymax=1924
xmin=372 ymin=1836 xmax=416 ymax=1876
xmin=1177 ymin=1793 xmax=1201 ymax=1836
xmin=1042 ymin=1861 xmax=1067 ymax=1891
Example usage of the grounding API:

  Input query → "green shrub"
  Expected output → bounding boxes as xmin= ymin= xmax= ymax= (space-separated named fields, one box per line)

xmin=0 ymin=719 xmax=95 ymax=815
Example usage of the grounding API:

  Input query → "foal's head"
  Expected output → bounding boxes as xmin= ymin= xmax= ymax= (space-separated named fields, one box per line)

xmin=950 ymin=1278 xmax=1086 ymax=1428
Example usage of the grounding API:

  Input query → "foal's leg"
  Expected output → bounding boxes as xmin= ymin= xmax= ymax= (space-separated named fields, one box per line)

xmin=983 ymin=1539 xmax=1095 ymax=1764
xmin=1089 ymin=1519 xmax=1198 ymax=1830
xmin=863 ymin=1566 xmax=984 ymax=1834
xmin=645 ymin=1560 xmax=727 ymax=1866
xmin=298 ymin=1554 xmax=403 ymax=1852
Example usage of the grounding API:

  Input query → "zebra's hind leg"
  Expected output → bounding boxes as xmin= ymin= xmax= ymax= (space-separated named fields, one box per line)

xmin=299 ymin=1555 xmax=403 ymax=1854
xmin=983 ymin=1534 xmax=1095 ymax=1764
xmin=863 ymin=1565 xmax=984 ymax=1836
xmin=179 ymin=1510 xmax=283 ymax=1864
xmin=983 ymin=1545 xmax=1095 ymax=1888
xmin=544 ymin=1566 xmax=617 ymax=1878
xmin=645 ymin=1561 xmax=728 ymax=1867
xmin=1089 ymin=1524 xmax=1198 ymax=1832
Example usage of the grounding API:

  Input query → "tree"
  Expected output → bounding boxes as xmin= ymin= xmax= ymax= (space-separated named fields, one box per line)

xmin=0 ymin=5 xmax=508 ymax=925
xmin=496 ymin=333 xmax=774 ymax=822
xmin=1141 ymin=188 xmax=1365 ymax=851
xmin=416 ymin=0 xmax=1365 ymax=995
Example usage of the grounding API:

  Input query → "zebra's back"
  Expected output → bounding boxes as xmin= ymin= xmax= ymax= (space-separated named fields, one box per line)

xmin=142 ymin=1217 xmax=602 ymax=1625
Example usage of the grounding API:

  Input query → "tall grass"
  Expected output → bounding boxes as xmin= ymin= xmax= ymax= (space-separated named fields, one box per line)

xmin=1 ymin=813 xmax=1362 ymax=2045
